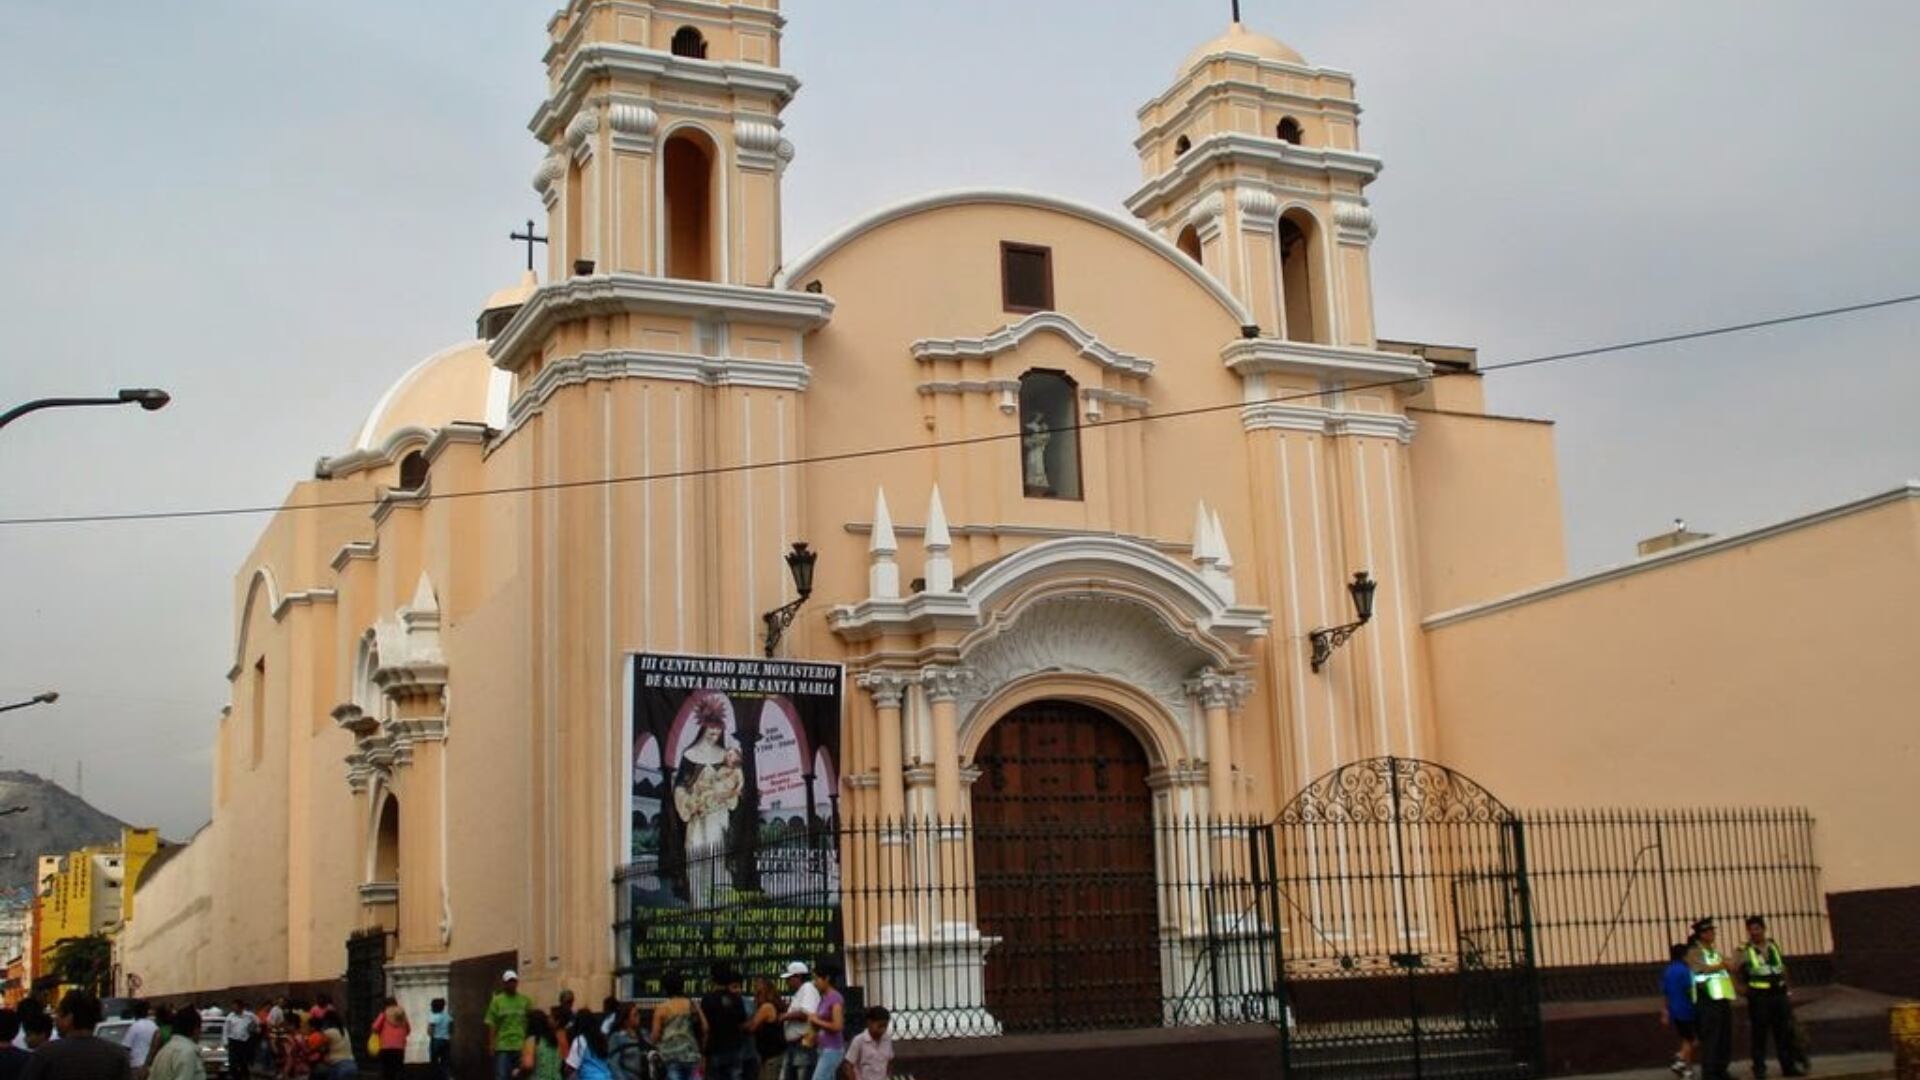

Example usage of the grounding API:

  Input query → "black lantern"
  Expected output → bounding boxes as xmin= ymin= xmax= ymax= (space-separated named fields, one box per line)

xmin=1309 ymin=571 xmax=1378 ymax=673
xmin=762 ymin=542 xmax=818 ymax=658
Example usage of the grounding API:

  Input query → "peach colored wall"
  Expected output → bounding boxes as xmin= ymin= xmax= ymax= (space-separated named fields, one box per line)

xmin=1427 ymin=491 xmax=1920 ymax=893
xmin=1407 ymin=409 xmax=1567 ymax=614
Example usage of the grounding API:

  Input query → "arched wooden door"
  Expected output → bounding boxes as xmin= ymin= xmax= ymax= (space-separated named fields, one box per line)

xmin=972 ymin=700 xmax=1162 ymax=1032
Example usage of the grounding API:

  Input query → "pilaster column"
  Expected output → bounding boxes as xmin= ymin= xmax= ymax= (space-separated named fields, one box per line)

xmin=1188 ymin=670 xmax=1252 ymax=819
xmin=857 ymin=672 xmax=912 ymax=822
xmin=920 ymin=666 xmax=970 ymax=821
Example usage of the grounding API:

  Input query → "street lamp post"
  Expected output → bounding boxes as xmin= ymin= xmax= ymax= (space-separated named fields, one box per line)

xmin=0 ymin=692 xmax=58 ymax=715
xmin=0 ymin=389 xmax=171 ymax=431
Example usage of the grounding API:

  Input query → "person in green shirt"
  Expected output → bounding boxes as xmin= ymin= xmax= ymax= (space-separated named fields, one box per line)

xmin=485 ymin=970 xmax=533 ymax=1080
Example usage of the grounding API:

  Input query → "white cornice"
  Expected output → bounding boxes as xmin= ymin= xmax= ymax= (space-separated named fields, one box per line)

xmin=502 ymin=348 xmax=810 ymax=437
xmin=318 ymin=426 xmax=434 ymax=481
xmin=489 ymin=274 xmax=834 ymax=374
xmin=1424 ymin=481 xmax=1920 ymax=629
xmin=1241 ymin=402 xmax=1415 ymax=443
xmin=1127 ymin=134 xmax=1383 ymax=216
xmin=1134 ymin=80 xmax=1362 ymax=148
xmin=912 ymin=311 xmax=1155 ymax=378
xmin=1138 ymin=57 xmax=1355 ymax=120
xmin=531 ymin=43 xmax=799 ymax=142
xmin=331 ymin=541 xmax=379 ymax=575
xmin=776 ymin=187 xmax=1253 ymax=327
xmin=830 ymin=534 xmax=1269 ymax=644
xmin=845 ymin=521 xmax=1191 ymax=556
xmin=271 ymin=588 xmax=337 ymax=621
xmin=1223 ymin=339 xmax=1431 ymax=390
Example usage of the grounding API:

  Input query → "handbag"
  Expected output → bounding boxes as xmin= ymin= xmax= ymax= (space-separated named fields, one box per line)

xmin=835 ymin=1061 xmax=857 ymax=1080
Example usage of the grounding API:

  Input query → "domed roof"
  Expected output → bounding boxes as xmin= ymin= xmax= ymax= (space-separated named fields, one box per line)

xmin=351 ymin=339 xmax=500 ymax=454
xmin=1182 ymin=22 xmax=1305 ymax=72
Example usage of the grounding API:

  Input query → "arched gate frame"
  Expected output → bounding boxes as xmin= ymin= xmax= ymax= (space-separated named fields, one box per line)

xmin=1274 ymin=757 xmax=1543 ymax=1080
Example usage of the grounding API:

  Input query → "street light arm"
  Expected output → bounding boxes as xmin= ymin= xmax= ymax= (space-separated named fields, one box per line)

xmin=0 ymin=389 xmax=170 ymax=431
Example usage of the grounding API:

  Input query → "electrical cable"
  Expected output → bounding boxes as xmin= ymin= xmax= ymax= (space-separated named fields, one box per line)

xmin=2 ymin=291 xmax=1916 ymax=528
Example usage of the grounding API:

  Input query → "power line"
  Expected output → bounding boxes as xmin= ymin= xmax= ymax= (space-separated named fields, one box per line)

xmin=3 ymin=290 xmax=1917 ymax=529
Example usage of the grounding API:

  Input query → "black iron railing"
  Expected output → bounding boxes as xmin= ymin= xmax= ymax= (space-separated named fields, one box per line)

xmin=614 ymin=815 xmax=1283 ymax=1037
xmin=1517 ymin=807 xmax=1830 ymax=1000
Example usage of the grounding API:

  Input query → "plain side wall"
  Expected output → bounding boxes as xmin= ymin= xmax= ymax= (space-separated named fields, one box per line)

xmin=1427 ymin=493 xmax=1920 ymax=894
xmin=1407 ymin=408 xmax=1567 ymax=614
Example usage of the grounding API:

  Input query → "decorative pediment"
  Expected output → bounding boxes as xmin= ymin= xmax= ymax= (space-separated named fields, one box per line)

xmin=954 ymin=595 xmax=1213 ymax=725
xmin=912 ymin=312 xmax=1155 ymax=378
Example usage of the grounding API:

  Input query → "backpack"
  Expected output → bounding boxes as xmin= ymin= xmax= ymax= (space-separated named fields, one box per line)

xmin=576 ymin=1048 xmax=613 ymax=1080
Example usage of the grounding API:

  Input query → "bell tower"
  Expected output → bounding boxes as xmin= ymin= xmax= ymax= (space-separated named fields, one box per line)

xmin=530 ymin=0 xmax=797 ymax=285
xmin=1126 ymin=20 xmax=1384 ymax=347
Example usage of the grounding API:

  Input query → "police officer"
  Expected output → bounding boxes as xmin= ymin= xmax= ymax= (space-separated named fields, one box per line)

xmin=1686 ymin=917 xmax=1738 ymax=1080
xmin=1736 ymin=914 xmax=1808 ymax=1078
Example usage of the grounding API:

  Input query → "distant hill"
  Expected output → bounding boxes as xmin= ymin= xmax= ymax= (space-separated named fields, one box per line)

xmin=0 ymin=771 xmax=129 ymax=897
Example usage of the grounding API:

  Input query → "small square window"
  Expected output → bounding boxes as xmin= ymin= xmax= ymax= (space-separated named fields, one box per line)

xmin=1001 ymin=242 xmax=1053 ymax=314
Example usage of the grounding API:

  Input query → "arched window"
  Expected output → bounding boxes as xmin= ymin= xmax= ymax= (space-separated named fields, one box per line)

xmin=1174 ymin=135 xmax=1192 ymax=157
xmin=1279 ymin=208 xmax=1327 ymax=344
xmin=1018 ymin=370 xmax=1082 ymax=501
xmin=1277 ymin=117 xmax=1304 ymax=145
xmin=670 ymin=26 xmax=708 ymax=59
xmin=1176 ymin=224 xmax=1203 ymax=266
xmin=398 ymin=450 xmax=429 ymax=491
xmin=373 ymin=795 xmax=400 ymax=884
xmin=663 ymin=130 xmax=716 ymax=282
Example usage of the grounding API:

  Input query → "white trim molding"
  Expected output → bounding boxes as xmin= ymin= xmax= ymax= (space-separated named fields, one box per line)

xmin=912 ymin=311 xmax=1156 ymax=378
xmin=1127 ymin=133 xmax=1384 ymax=218
xmin=1425 ymin=481 xmax=1920 ymax=629
xmin=1223 ymin=338 xmax=1432 ymax=390
xmin=1241 ymin=402 xmax=1416 ymax=443
xmin=531 ymin=43 xmax=800 ymax=145
xmin=489 ymin=275 xmax=834 ymax=375
xmin=503 ymin=348 xmax=809 ymax=435
xmin=831 ymin=534 xmax=1269 ymax=645
xmin=776 ymin=188 xmax=1254 ymax=327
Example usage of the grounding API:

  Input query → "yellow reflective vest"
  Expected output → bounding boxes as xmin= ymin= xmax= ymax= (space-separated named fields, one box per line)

xmin=1744 ymin=941 xmax=1787 ymax=991
xmin=1694 ymin=945 xmax=1736 ymax=1002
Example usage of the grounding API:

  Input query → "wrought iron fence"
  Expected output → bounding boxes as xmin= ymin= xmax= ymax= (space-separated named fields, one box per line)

xmin=1517 ymin=807 xmax=1830 ymax=1000
xmin=615 ymin=815 xmax=1283 ymax=1038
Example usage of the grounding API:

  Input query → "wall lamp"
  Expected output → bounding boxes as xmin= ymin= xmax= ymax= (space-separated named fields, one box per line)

xmin=761 ymin=542 xmax=818 ymax=658
xmin=1309 ymin=572 xmax=1378 ymax=673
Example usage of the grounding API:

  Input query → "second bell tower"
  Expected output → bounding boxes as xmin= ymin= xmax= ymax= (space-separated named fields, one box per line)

xmin=530 ymin=0 xmax=796 ymax=286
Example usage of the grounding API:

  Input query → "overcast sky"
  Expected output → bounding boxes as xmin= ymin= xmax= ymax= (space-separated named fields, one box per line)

xmin=2 ymin=1 xmax=1917 ymax=838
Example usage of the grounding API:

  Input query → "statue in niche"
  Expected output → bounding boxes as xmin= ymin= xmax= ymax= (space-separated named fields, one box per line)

xmin=1023 ymin=412 xmax=1052 ymax=495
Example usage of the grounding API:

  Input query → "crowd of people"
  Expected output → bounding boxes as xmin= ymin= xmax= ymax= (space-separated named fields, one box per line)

xmin=482 ymin=963 xmax=894 ymax=1080
xmin=1660 ymin=914 xmax=1811 ymax=1080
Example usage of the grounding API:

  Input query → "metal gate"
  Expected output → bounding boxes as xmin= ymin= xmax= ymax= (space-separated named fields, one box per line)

xmin=343 ymin=929 xmax=392 ymax=1064
xmin=1273 ymin=757 xmax=1542 ymax=1080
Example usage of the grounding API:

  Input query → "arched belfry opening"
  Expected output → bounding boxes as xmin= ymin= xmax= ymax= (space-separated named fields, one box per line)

xmin=670 ymin=26 xmax=708 ymax=59
xmin=663 ymin=129 xmax=717 ymax=282
xmin=1277 ymin=116 xmax=1304 ymax=145
xmin=1176 ymin=224 xmax=1203 ymax=266
xmin=1279 ymin=208 xmax=1327 ymax=344
xmin=971 ymin=700 xmax=1162 ymax=1032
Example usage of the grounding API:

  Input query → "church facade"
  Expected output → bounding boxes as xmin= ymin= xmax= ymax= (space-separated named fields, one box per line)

xmin=122 ymin=0 xmax=1919 ymax=1062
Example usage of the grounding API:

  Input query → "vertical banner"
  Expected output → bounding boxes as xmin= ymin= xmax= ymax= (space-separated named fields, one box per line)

xmin=624 ymin=653 xmax=844 ymax=997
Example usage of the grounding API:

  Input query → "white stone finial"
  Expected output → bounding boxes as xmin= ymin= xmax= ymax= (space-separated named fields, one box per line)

xmin=1208 ymin=508 xmax=1237 ymax=604
xmin=1210 ymin=509 xmax=1234 ymax=571
xmin=409 ymin=573 xmax=438 ymax=614
xmin=1192 ymin=501 xmax=1220 ymax=567
xmin=924 ymin=486 xmax=955 ymax=594
xmin=871 ymin=488 xmax=898 ymax=555
xmin=870 ymin=488 xmax=901 ymax=600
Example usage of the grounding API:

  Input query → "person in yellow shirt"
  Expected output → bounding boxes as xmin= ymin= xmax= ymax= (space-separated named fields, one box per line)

xmin=1733 ymin=915 xmax=1807 ymax=1078
xmin=1684 ymin=918 xmax=1737 ymax=1080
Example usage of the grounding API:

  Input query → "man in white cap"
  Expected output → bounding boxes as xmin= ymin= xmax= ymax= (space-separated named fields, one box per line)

xmin=778 ymin=962 xmax=820 ymax=1080
xmin=484 ymin=970 xmax=533 ymax=1080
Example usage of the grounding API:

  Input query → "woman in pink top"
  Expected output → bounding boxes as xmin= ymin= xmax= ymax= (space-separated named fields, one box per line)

xmin=371 ymin=998 xmax=411 ymax=1080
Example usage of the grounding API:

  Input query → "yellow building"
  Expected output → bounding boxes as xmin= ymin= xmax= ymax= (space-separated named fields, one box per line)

xmin=121 ymin=2 xmax=1915 ymax=1073
xmin=38 ymin=827 xmax=160 ymax=970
